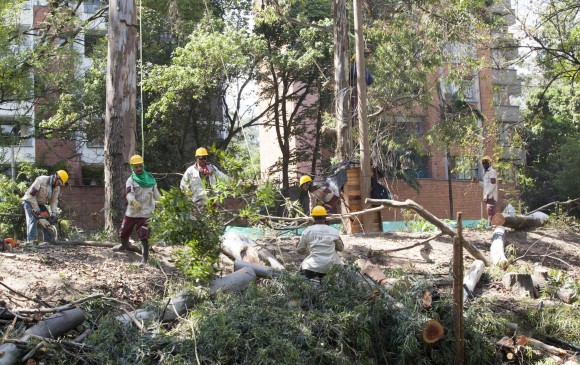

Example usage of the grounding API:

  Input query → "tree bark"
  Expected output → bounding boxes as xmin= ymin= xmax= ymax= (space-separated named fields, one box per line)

xmin=490 ymin=226 xmax=509 ymax=268
xmin=491 ymin=212 xmax=548 ymax=229
xmin=0 ymin=308 xmax=84 ymax=365
xmin=463 ymin=260 xmax=485 ymax=302
xmin=210 ymin=267 xmax=257 ymax=294
xmin=104 ymin=0 xmax=137 ymax=234
xmin=367 ymin=198 xmax=490 ymax=266
xmin=333 ymin=0 xmax=351 ymax=161
xmin=353 ymin=0 xmax=372 ymax=232
xmin=234 ymin=260 xmax=282 ymax=278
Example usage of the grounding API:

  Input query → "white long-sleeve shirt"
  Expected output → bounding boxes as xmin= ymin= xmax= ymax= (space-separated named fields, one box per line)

xmin=22 ymin=175 xmax=60 ymax=213
xmin=125 ymin=177 xmax=161 ymax=218
xmin=482 ymin=166 xmax=498 ymax=201
xmin=297 ymin=224 xmax=344 ymax=274
xmin=180 ymin=163 xmax=227 ymax=203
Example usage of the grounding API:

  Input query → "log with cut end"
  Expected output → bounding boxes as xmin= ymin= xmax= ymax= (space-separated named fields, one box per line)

xmin=234 ymin=260 xmax=282 ymax=278
xmin=257 ymin=248 xmax=285 ymax=270
xmin=490 ymin=226 xmax=509 ymax=269
xmin=0 ymin=308 xmax=85 ymax=365
xmin=210 ymin=266 xmax=257 ymax=294
xmin=517 ymin=336 xmax=569 ymax=357
xmin=463 ymin=260 xmax=485 ymax=302
xmin=491 ymin=212 xmax=549 ymax=229
xmin=221 ymin=231 xmax=260 ymax=264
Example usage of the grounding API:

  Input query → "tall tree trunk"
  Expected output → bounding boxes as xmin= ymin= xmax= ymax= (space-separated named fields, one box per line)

xmin=333 ymin=0 xmax=350 ymax=161
xmin=104 ymin=0 xmax=137 ymax=234
xmin=446 ymin=150 xmax=454 ymax=219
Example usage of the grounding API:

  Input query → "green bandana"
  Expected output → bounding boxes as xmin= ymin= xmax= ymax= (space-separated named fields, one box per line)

xmin=131 ymin=164 xmax=156 ymax=188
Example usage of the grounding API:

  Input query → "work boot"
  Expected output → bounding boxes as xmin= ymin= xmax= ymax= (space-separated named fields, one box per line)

xmin=140 ymin=240 xmax=149 ymax=264
xmin=112 ymin=237 xmax=131 ymax=252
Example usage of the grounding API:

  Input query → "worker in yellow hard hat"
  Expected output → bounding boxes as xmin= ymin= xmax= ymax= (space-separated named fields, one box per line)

xmin=21 ymin=169 xmax=69 ymax=242
xmin=114 ymin=154 xmax=161 ymax=264
xmin=480 ymin=155 xmax=498 ymax=227
xmin=180 ymin=147 xmax=227 ymax=205
xmin=299 ymin=175 xmax=340 ymax=214
xmin=296 ymin=206 xmax=344 ymax=280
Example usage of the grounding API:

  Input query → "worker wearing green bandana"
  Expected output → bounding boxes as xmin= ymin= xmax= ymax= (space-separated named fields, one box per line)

xmin=113 ymin=154 xmax=161 ymax=264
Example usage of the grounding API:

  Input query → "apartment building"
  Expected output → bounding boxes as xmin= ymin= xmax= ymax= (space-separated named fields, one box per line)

xmin=259 ymin=0 xmax=522 ymax=222
xmin=1 ymin=0 xmax=107 ymax=231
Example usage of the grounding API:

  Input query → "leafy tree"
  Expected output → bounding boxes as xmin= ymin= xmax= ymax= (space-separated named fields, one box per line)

xmin=521 ymin=84 xmax=579 ymax=211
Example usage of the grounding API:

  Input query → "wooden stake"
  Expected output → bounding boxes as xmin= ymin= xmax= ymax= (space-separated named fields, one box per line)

xmin=453 ymin=212 xmax=465 ymax=365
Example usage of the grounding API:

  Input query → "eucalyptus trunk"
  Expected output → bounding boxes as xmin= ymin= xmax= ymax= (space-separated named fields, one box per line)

xmin=333 ymin=0 xmax=351 ymax=162
xmin=104 ymin=0 xmax=137 ymax=234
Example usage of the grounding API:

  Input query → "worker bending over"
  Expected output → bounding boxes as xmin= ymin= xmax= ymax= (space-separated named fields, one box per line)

xmin=299 ymin=175 xmax=340 ymax=214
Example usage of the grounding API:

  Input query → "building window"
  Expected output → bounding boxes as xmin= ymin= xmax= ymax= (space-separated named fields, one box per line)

xmin=451 ymin=157 xmax=477 ymax=180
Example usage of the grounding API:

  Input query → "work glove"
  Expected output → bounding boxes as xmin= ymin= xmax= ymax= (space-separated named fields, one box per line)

xmin=130 ymin=200 xmax=142 ymax=211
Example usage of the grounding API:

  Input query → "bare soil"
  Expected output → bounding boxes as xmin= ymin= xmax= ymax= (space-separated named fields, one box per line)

xmin=0 ymin=226 xmax=578 ymax=309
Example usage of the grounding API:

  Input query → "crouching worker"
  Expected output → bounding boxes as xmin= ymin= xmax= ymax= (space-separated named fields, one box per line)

xmin=296 ymin=206 xmax=344 ymax=279
xmin=113 ymin=154 xmax=161 ymax=264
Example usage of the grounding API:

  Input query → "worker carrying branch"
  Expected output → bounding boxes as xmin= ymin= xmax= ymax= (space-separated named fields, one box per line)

xmin=114 ymin=154 xmax=161 ymax=264
xmin=299 ymin=175 xmax=341 ymax=214
xmin=180 ymin=147 xmax=227 ymax=205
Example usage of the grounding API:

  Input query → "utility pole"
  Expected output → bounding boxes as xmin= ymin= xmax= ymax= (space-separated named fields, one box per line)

xmin=353 ymin=0 xmax=373 ymax=231
xmin=104 ymin=0 xmax=137 ymax=233
xmin=334 ymin=0 xmax=351 ymax=161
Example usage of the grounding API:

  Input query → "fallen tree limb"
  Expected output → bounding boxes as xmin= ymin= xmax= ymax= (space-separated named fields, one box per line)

xmin=0 ymin=308 xmax=85 ymax=365
xmin=463 ymin=260 xmax=485 ymax=302
xmin=526 ymin=198 xmax=580 ymax=215
xmin=490 ymin=227 xmax=509 ymax=269
xmin=12 ymin=293 xmax=104 ymax=314
xmin=210 ymin=267 xmax=257 ymax=294
xmin=0 ymin=282 xmax=51 ymax=308
xmin=234 ymin=260 xmax=282 ymax=278
xmin=491 ymin=212 xmax=549 ymax=230
xmin=369 ymin=233 xmax=443 ymax=255
xmin=517 ymin=336 xmax=568 ymax=357
xmin=367 ymin=198 xmax=489 ymax=266
xmin=52 ymin=240 xmax=117 ymax=248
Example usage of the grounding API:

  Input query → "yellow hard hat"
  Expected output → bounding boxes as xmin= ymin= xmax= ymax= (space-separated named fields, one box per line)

xmin=195 ymin=147 xmax=209 ymax=157
xmin=481 ymin=155 xmax=492 ymax=163
xmin=311 ymin=206 xmax=327 ymax=217
xmin=56 ymin=170 xmax=69 ymax=184
xmin=299 ymin=175 xmax=312 ymax=186
xmin=129 ymin=154 xmax=144 ymax=165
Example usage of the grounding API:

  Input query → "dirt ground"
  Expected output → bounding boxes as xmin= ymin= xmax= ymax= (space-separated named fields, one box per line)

xmin=0 ymin=226 xmax=578 ymax=309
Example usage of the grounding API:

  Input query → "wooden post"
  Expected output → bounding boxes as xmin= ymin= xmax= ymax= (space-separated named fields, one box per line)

xmin=453 ymin=212 xmax=465 ymax=365
xmin=353 ymin=0 xmax=372 ymax=233
xmin=104 ymin=0 xmax=137 ymax=233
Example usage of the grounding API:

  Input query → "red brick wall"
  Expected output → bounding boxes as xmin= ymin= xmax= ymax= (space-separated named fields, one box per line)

xmin=380 ymin=178 xmax=512 ymax=221
xmin=59 ymin=185 xmax=105 ymax=231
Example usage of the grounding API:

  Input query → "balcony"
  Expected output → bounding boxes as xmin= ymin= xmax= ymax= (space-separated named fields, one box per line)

xmin=494 ymin=105 xmax=522 ymax=123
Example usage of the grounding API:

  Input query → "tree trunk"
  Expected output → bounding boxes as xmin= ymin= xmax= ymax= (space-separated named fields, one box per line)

xmin=210 ymin=266 xmax=257 ymax=294
xmin=234 ymin=260 xmax=282 ymax=278
xmin=353 ymin=0 xmax=372 ymax=231
xmin=333 ymin=0 xmax=350 ymax=161
xmin=0 ymin=308 xmax=84 ymax=365
xmin=453 ymin=213 xmax=464 ymax=364
xmin=490 ymin=226 xmax=509 ymax=268
xmin=463 ymin=260 xmax=485 ymax=302
xmin=104 ymin=0 xmax=137 ymax=234
xmin=491 ymin=212 xmax=548 ymax=229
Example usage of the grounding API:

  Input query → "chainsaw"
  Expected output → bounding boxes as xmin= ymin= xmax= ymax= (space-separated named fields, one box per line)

xmin=36 ymin=211 xmax=58 ymax=242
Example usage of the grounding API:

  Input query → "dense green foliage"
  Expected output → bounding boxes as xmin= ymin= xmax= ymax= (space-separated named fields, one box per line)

xmin=520 ymin=84 xmax=580 ymax=212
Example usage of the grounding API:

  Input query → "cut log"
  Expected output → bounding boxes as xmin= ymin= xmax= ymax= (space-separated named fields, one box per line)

xmin=557 ymin=288 xmax=576 ymax=304
xmin=117 ymin=291 xmax=197 ymax=325
xmin=210 ymin=266 xmax=257 ymax=294
xmin=234 ymin=260 xmax=282 ymax=278
xmin=463 ymin=260 xmax=485 ymax=302
xmin=257 ymin=248 xmax=285 ymax=270
xmin=221 ymin=232 xmax=260 ymax=264
xmin=531 ymin=267 xmax=549 ymax=289
xmin=491 ymin=212 xmax=549 ymax=230
xmin=0 ymin=308 xmax=84 ymax=365
xmin=517 ymin=336 xmax=568 ymax=357
xmin=490 ymin=227 xmax=509 ymax=269
xmin=502 ymin=273 xmax=538 ymax=298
